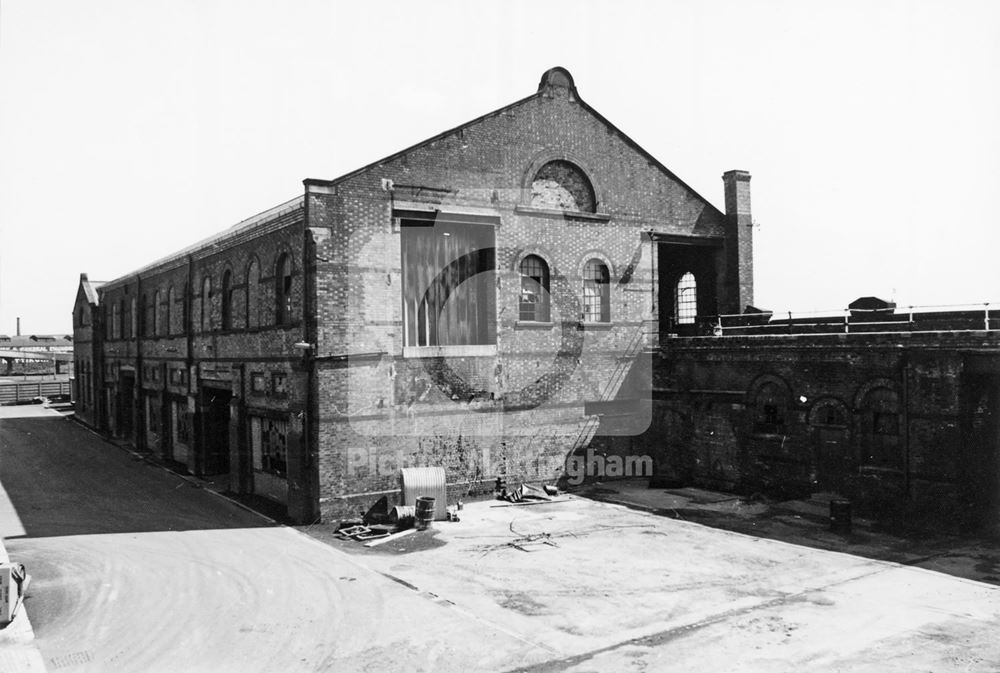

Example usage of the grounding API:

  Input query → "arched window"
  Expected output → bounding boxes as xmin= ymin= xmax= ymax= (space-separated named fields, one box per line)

xmin=153 ymin=291 xmax=162 ymax=336
xmin=141 ymin=294 xmax=149 ymax=337
xmin=583 ymin=259 xmax=610 ymax=323
xmin=814 ymin=403 xmax=847 ymax=427
xmin=530 ymin=160 xmax=596 ymax=212
xmin=246 ymin=259 xmax=260 ymax=329
xmin=275 ymin=254 xmax=292 ymax=326
xmin=129 ymin=296 xmax=137 ymax=339
xmin=753 ymin=381 xmax=788 ymax=435
xmin=201 ymin=277 xmax=212 ymax=332
xmin=166 ymin=286 xmax=174 ymax=335
xmin=182 ymin=282 xmax=190 ymax=334
xmin=519 ymin=255 xmax=550 ymax=322
xmin=675 ymin=272 xmax=697 ymax=324
xmin=221 ymin=270 xmax=233 ymax=331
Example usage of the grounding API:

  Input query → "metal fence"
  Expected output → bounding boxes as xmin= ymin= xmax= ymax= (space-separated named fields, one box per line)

xmin=712 ymin=302 xmax=998 ymax=336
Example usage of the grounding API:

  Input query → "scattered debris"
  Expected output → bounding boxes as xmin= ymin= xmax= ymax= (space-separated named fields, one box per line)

xmin=389 ymin=505 xmax=416 ymax=529
xmin=363 ymin=496 xmax=390 ymax=525
xmin=508 ymin=533 xmax=558 ymax=552
xmin=497 ymin=482 xmax=559 ymax=504
xmin=490 ymin=498 xmax=571 ymax=508
xmin=363 ymin=528 xmax=418 ymax=548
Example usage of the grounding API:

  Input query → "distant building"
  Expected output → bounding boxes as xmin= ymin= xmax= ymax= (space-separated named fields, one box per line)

xmin=0 ymin=332 xmax=74 ymax=376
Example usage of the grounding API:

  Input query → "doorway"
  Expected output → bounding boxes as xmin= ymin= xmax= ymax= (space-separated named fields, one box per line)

xmin=198 ymin=387 xmax=232 ymax=475
xmin=117 ymin=371 xmax=135 ymax=441
xmin=815 ymin=427 xmax=852 ymax=491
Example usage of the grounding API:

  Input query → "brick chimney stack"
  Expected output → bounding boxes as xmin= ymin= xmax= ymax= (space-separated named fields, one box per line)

xmin=722 ymin=170 xmax=753 ymax=312
xmin=16 ymin=316 xmax=20 ymax=337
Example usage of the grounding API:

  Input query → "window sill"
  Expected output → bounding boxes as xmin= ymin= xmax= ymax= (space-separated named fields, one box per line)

xmin=403 ymin=345 xmax=497 ymax=358
xmin=514 ymin=205 xmax=611 ymax=222
xmin=579 ymin=322 xmax=613 ymax=331
xmin=515 ymin=321 xmax=555 ymax=331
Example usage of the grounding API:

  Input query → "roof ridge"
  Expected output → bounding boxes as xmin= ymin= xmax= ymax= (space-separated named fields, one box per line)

xmin=100 ymin=195 xmax=304 ymax=289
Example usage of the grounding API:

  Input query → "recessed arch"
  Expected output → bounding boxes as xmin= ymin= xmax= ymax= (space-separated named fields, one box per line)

xmin=747 ymin=373 xmax=793 ymax=435
xmin=852 ymin=377 xmax=899 ymax=411
xmin=246 ymin=256 xmax=261 ymax=329
xmin=808 ymin=397 xmax=850 ymax=427
xmin=522 ymin=151 xmax=603 ymax=212
xmin=221 ymin=267 xmax=234 ymax=331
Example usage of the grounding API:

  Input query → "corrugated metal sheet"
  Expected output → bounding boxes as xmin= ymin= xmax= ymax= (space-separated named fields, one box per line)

xmin=399 ymin=467 xmax=448 ymax=521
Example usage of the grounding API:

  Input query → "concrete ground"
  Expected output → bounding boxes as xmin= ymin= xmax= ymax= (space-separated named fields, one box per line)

xmin=0 ymin=408 xmax=553 ymax=672
xmin=312 ymin=496 xmax=1000 ymax=672
xmin=3 ymin=407 xmax=999 ymax=671
xmin=576 ymin=479 xmax=1000 ymax=587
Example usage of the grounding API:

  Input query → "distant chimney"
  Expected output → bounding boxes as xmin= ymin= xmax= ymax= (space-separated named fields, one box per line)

xmin=16 ymin=317 xmax=20 ymax=337
xmin=722 ymin=170 xmax=753 ymax=313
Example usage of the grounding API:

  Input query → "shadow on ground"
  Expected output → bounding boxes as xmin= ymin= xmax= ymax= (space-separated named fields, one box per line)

xmin=575 ymin=479 xmax=1000 ymax=588
xmin=0 ymin=415 xmax=272 ymax=538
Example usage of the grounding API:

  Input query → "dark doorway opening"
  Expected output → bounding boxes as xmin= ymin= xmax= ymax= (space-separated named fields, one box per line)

xmin=656 ymin=241 xmax=720 ymax=336
xmin=815 ymin=427 xmax=852 ymax=492
xmin=117 ymin=371 xmax=135 ymax=441
xmin=198 ymin=387 xmax=232 ymax=475
xmin=962 ymin=370 xmax=1000 ymax=531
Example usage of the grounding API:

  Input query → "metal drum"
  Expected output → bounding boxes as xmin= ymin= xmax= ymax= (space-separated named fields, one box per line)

xmin=830 ymin=499 xmax=852 ymax=533
xmin=414 ymin=496 xmax=436 ymax=531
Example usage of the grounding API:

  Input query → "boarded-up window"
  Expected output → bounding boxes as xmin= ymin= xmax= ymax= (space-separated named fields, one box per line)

xmin=400 ymin=217 xmax=496 ymax=347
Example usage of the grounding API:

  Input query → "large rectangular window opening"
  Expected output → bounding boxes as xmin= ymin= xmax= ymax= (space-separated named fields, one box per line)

xmin=400 ymin=213 xmax=496 ymax=349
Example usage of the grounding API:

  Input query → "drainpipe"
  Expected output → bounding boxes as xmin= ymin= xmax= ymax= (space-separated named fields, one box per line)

xmin=301 ymin=196 xmax=319 ymax=523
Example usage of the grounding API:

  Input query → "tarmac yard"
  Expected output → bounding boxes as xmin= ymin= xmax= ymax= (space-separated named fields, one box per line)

xmin=2 ymin=409 xmax=999 ymax=672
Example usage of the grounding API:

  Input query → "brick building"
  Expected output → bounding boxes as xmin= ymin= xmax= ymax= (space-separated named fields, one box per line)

xmin=621 ymin=328 xmax=1000 ymax=532
xmin=75 ymin=67 xmax=999 ymax=530
xmin=73 ymin=68 xmax=753 ymax=522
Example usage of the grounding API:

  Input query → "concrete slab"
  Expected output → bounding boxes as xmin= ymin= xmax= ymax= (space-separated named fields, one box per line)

xmin=0 ymin=405 xmax=62 ymax=420
xmin=321 ymin=496 xmax=1000 ymax=672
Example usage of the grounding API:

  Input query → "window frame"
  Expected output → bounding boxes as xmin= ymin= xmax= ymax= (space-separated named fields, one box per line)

xmin=518 ymin=254 xmax=551 ymax=323
xmin=221 ymin=269 xmax=233 ymax=331
xmin=582 ymin=259 xmax=611 ymax=323
xmin=246 ymin=258 xmax=260 ymax=329
xmin=200 ymin=276 xmax=212 ymax=333
xmin=275 ymin=254 xmax=292 ymax=326
xmin=675 ymin=272 xmax=697 ymax=325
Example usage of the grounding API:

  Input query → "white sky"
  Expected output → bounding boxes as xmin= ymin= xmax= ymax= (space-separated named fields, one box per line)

xmin=1 ymin=0 xmax=998 ymax=334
